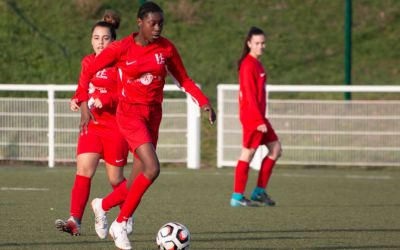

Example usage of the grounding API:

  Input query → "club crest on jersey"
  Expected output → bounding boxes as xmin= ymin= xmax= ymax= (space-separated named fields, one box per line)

xmin=155 ymin=53 xmax=165 ymax=65
xmin=95 ymin=69 xmax=108 ymax=79
xmin=139 ymin=73 xmax=154 ymax=85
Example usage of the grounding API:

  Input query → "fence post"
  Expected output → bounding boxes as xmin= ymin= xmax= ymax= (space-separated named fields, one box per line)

xmin=217 ymin=85 xmax=224 ymax=168
xmin=47 ymin=86 xmax=55 ymax=168
xmin=186 ymin=95 xmax=200 ymax=169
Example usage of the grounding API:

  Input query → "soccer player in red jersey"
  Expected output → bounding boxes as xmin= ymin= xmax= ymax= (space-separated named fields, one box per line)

xmin=231 ymin=27 xmax=282 ymax=207
xmin=55 ymin=11 xmax=132 ymax=238
xmin=78 ymin=2 xmax=216 ymax=249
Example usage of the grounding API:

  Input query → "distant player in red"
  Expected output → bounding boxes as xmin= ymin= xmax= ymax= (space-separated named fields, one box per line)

xmin=55 ymin=11 xmax=132 ymax=238
xmin=78 ymin=2 xmax=216 ymax=249
xmin=231 ymin=27 xmax=282 ymax=207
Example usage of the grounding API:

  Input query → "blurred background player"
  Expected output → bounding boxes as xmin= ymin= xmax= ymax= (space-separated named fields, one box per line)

xmin=231 ymin=27 xmax=282 ymax=207
xmin=55 ymin=10 xmax=133 ymax=238
xmin=78 ymin=2 xmax=216 ymax=249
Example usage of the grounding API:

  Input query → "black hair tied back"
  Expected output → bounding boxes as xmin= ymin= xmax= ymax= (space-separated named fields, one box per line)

xmin=137 ymin=1 xmax=163 ymax=20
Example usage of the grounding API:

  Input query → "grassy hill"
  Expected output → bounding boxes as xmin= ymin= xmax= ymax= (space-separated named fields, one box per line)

xmin=1 ymin=0 xmax=399 ymax=94
xmin=1 ymin=0 xmax=399 ymax=166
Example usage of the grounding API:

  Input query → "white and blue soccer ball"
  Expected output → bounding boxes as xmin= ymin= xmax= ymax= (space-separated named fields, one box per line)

xmin=156 ymin=222 xmax=190 ymax=250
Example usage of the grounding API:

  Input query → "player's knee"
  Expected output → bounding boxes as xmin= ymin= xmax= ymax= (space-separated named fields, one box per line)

xmin=108 ymin=176 xmax=124 ymax=186
xmin=239 ymin=148 xmax=256 ymax=162
xmin=274 ymin=148 xmax=282 ymax=160
xmin=268 ymin=142 xmax=282 ymax=160
xmin=144 ymin=164 xmax=160 ymax=181
xmin=76 ymin=166 xmax=95 ymax=178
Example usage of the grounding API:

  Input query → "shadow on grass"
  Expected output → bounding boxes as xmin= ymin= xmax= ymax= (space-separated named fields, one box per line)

xmin=279 ymin=204 xmax=400 ymax=208
xmin=1 ymin=228 xmax=399 ymax=249
xmin=190 ymin=228 xmax=400 ymax=249
xmin=0 ymin=238 xmax=153 ymax=248
xmin=192 ymin=246 xmax=400 ymax=250
xmin=193 ymin=227 xmax=400 ymax=235
xmin=194 ymin=235 xmax=314 ymax=242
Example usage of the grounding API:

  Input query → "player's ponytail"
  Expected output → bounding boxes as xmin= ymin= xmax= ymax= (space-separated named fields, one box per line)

xmin=91 ymin=10 xmax=120 ymax=40
xmin=102 ymin=10 xmax=120 ymax=30
xmin=237 ymin=26 xmax=265 ymax=71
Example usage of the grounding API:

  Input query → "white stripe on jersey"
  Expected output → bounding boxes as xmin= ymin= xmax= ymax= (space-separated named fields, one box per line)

xmin=118 ymin=68 xmax=126 ymax=97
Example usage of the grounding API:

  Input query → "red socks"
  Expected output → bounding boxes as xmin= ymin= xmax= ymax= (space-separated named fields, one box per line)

xmin=70 ymin=174 xmax=91 ymax=220
xmin=257 ymin=157 xmax=276 ymax=188
xmin=111 ymin=178 xmax=127 ymax=209
xmin=102 ymin=179 xmax=129 ymax=211
xmin=234 ymin=160 xmax=250 ymax=194
xmin=116 ymin=173 xmax=152 ymax=222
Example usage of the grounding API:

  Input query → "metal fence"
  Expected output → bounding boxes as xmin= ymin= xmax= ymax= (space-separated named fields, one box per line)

xmin=217 ymin=84 xmax=400 ymax=168
xmin=0 ymin=84 xmax=200 ymax=168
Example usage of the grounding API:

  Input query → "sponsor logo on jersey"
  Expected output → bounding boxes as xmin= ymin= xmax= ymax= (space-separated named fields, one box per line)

xmin=139 ymin=73 xmax=154 ymax=85
xmin=127 ymin=73 xmax=162 ymax=86
xmin=126 ymin=60 xmax=137 ymax=65
xmin=88 ymin=83 xmax=107 ymax=94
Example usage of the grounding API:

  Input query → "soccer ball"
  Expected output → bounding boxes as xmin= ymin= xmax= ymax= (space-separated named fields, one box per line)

xmin=156 ymin=222 xmax=190 ymax=250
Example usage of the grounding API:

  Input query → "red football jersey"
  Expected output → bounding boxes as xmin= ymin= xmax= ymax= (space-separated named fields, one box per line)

xmin=72 ymin=54 xmax=119 ymax=131
xmin=80 ymin=33 xmax=209 ymax=107
xmin=238 ymin=54 xmax=267 ymax=130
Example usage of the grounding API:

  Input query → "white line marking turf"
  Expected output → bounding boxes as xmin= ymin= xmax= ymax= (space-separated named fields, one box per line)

xmin=161 ymin=171 xmax=393 ymax=180
xmin=1 ymin=187 xmax=49 ymax=191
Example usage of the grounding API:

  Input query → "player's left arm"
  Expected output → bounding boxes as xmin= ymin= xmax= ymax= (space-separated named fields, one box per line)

xmin=72 ymin=56 xmax=92 ymax=106
xmin=166 ymin=44 xmax=216 ymax=124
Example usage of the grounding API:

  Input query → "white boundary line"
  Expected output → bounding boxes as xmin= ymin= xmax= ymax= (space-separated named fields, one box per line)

xmin=161 ymin=171 xmax=394 ymax=180
xmin=1 ymin=187 xmax=49 ymax=191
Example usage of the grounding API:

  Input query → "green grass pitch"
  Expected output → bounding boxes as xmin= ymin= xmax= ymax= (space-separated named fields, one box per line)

xmin=1 ymin=165 xmax=400 ymax=249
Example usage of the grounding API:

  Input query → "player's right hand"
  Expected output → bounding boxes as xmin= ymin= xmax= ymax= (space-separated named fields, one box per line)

xmin=70 ymin=99 xmax=79 ymax=112
xmin=93 ymin=98 xmax=103 ymax=109
xmin=79 ymin=101 xmax=98 ymax=135
xmin=202 ymin=103 xmax=216 ymax=125
xmin=257 ymin=124 xmax=268 ymax=133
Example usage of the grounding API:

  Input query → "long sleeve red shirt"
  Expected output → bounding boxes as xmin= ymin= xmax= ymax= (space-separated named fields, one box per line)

xmin=79 ymin=33 xmax=209 ymax=107
xmin=72 ymin=54 xmax=119 ymax=130
xmin=238 ymin=54 xmax=267 ymax=131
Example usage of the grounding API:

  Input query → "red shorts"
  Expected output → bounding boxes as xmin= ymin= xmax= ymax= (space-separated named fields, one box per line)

xmin=116 ymin=102 xmax=162 ymax=153
xmin=76 ymin=124 xmax=129 ymax=167
xmin=242 ymin=119 xmax=278 ymax=149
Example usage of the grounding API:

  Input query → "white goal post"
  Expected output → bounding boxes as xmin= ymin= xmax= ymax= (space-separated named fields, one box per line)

xmin=0 ymin=84 xmax=200 ymax=169
xmin=217 ymin=84 xmax=400 ymax=169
